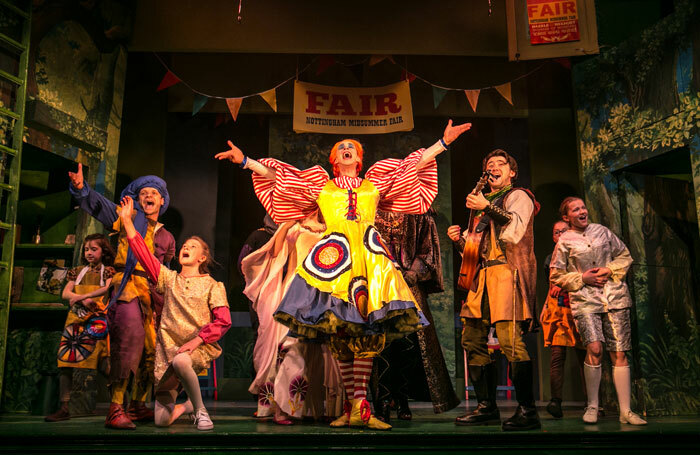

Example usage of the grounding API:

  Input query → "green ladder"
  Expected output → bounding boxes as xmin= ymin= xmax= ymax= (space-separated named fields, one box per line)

xmin=0 ymin=0 xmax=31 ymax=404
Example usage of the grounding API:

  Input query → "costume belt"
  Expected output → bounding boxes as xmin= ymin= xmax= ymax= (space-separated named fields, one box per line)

xmin=115 ymin=267 xmax=149 ymax=279
xmin=482 ymin=259 xmax=507 ymax=268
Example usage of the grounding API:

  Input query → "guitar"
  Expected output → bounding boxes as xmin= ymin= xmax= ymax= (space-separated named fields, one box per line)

xmin=456 ymin=171 xmax=491 ymax=291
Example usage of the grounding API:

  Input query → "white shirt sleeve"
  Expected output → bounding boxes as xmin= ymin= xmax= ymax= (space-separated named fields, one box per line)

xmin=499 ymin=189 xmax=534 ymax=245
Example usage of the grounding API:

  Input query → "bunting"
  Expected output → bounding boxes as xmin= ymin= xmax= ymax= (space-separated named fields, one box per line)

xmin=225 ymin=98 xmax=243 ymax=121
xmin=494 ymin=83 xmax=513 ymax=106
xmin=432 ymin=86 xmax=448 ymax=109
xmin=192 ymin=93 xmax=209 ymax=116
xmin=464 ymin=90 xmax=480 ymax=112
xmin=316 ymin=55 xmax=336 ymax=75
xmin=554 ymin=57 xmax=572 ymax=70
xmin=401 ymin=69 xmax=417 ymax=83
xmin=154 ymin=53 xmax=550 ymax=117
xmin=369 ymin=55 xmax=394 ymax=66
xmin=157 ymin=70 xmax=181 ymax=91
xmin=260 ymin=88 xmax=277 ymax=112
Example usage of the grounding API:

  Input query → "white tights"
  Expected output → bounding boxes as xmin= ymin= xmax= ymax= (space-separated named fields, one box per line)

xmin=153 ymin=352 xmax=205 ymax=427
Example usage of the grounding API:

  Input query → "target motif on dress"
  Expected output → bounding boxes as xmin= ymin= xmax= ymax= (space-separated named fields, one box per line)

xmin=348 ymin=276 xmax=370 ymax=319
xmin=85 ymin=315 xmax=109 ymax=340
xmin=58 ymin=323 xmax=98 ymax=363
xmin=364 ymin=226 xmax=396 ymax=264
xmin=303 ymin=233 xmax=353 ymax=281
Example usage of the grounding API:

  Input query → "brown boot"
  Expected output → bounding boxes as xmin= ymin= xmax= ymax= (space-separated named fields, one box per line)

xmin=45 ymin=402 xmax=70 ymax=422
xmin=105 ymin=402 xmax=136 ymax=430
xmin=126 ymin=400 xmax=154 ymax=422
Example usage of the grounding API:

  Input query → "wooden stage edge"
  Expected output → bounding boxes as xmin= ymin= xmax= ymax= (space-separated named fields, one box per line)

xmin=1 ymin=401 xmax=698 ymax=454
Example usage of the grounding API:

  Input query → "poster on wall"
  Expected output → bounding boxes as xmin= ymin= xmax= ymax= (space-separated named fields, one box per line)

xmin=527 ymin=0 xmax=580 ymax=44
xmin=506 ymin=0 xmax=597 ymax=60
xmin=293 ymin=81 xmax=414 ymax=135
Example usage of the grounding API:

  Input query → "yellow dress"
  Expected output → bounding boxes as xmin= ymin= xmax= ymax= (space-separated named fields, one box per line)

xmin=57 ymin=265 xmax=113 ymax=369
xmin=273 ymin=179 xmax=428 ymax=357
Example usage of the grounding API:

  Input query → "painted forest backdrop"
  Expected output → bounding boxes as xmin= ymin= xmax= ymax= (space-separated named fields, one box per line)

xmin=573 ymin=0 xmax=700 ymax=415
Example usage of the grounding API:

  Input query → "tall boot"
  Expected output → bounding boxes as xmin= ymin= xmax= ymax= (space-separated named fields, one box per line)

xmin=455 ymin=363 xmax=500 ymax=425
xmin=502 ymin=361 xmax=541 ymax=431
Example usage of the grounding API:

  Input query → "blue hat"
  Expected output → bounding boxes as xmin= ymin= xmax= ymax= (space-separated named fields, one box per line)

xmin=120 ymin=175 xmax=169 ymax=215
xmin=110 ymin=175 xmax=169 ymax=308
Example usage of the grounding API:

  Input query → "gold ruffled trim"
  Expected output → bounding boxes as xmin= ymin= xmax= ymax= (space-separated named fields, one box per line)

xmin=274 ymin=307 xmax=424 ymax=343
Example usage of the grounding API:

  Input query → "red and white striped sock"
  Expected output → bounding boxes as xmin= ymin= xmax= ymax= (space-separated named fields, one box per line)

xmin=352 ymin=358 xmax=374 ymax=401
xmin=338 ymin=360 xmax=354 ymax=401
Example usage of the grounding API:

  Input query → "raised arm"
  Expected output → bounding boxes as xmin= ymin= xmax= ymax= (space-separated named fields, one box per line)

xmin=120 ymin=196 xmax=161 ymax=283
xmin=215 ymin=141 xmax=277 ymax=180
xmin=68 ymin=163 xmax=119 ymax=227
xmin=417 ymin=120 xmax=472 ymax=169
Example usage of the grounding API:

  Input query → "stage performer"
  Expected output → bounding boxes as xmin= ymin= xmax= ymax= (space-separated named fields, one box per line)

xmin=370 ymin=208 xmax=460 ymax=422
xmin=449 ymin=149 xmax=540 ymax=431
xmin=68 ymin=165 xmax=176 ymax=429
xmin=540 ymin=220 xmax=586 ymax=418
xmin=238 ymin=214 xmax=279 ymax=367
xmin=242 ymin=211 xmax=344 ymax=424
xmin=550 ymin=197 xmax=646 ymax=425
xmin=118 ymin=196 xmax=231 ymax=430
xmin=45 ymin=234 xmax=115 ymax=422
xmin=216 ymin=120 xmax=471 ymax=430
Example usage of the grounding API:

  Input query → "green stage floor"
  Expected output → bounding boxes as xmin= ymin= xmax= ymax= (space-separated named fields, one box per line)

xmin=1 ymin=401 xmax=698 ymax=454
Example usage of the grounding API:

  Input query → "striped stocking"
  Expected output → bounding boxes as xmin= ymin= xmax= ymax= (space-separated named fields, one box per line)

xmin=353 ymin=358 xmax=374 ymax=401
xmin=338 ymin=360 xmax=354 ymax=401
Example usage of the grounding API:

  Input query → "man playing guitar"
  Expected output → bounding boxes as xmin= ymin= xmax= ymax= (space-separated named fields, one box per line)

xmin=448 ymin=149 xmax=540 ymax=431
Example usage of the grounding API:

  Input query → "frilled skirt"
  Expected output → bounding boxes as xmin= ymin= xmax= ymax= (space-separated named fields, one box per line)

xmin=274 ymin=224 xmax=429 ymax=357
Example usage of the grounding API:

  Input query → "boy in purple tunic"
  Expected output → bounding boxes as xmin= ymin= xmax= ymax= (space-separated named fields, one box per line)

xmin=69 ymin=164 xmax=176 ymax=429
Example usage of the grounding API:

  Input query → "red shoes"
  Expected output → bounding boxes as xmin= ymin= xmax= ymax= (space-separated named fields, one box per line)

xmin=44 ymin=402 xmax=70 ymax=422
xmin=126 ymin=400 xmax=155 ymax=422
xmin=105 ymin=402 xmax=136 ymax=430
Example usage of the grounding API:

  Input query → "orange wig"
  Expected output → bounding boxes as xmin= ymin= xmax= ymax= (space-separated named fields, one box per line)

xmin=329 ymin=139 xmax=364 ymax=177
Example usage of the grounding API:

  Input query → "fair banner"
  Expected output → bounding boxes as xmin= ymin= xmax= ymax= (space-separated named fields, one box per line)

xmin=293 ymin=80 xmax=414 ymax=135
xmin=526 ymin=0 xmax=580 ymax=45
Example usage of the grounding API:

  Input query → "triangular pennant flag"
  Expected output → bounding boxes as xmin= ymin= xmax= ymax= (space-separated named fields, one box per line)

xmin=192 ymin=93 xmax=209 ymax=116
xmin=349 ymin=63 xmax=364 ymax=85
xmin=464 ymin=89 xmax=480 ymax=112
xmin=432 ymin=86 xmax=448 ymax=109
xmin=260 ymin=89 xmax=277 ymax=112
xmin=157 ymin=70 xmax=181 ymax=91
xmin=554 ymin=57 xmax=571 ymax=70
xmin=369 ymin=55 xmax=394 ymax=66
xmin=401 ymin=69 xmax=417 ymax=83
xmin=495 ymin=83 xmax=513 ymax=106
xmin=316 ymin=55 xmax=336 ymax=75
xmin=225 ymin=97 xmax=243 ymax=121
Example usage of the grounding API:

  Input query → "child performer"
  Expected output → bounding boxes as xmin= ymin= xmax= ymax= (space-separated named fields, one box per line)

xmin=550 ymin=197 xmax=646 ymax=425
xmin=540 ymin=220 xmax=585 ymax=418
xmin=119 ymin=196 xmax=231 ymax=431
xmin=45 ymin=234 xmax=116 ymax=422
xmin=216 ymin=120 xmax=471 ymax=430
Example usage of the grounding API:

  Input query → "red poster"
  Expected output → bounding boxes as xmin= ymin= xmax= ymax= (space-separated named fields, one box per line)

xmin=527 ymin=0 xmax=580 ymax=45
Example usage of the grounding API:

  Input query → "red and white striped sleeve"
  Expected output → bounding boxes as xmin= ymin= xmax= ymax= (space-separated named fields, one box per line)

xmin=251 ymin=158 xmax=329 ymax=223
xmin=364 ymin=149 xmax=438 ymax=214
